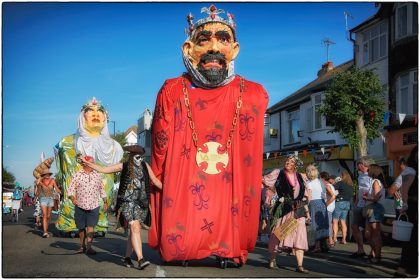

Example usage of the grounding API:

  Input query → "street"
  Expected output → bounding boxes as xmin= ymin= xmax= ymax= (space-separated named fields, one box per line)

xmin=2 ymin=206 xmax=402 ymax=278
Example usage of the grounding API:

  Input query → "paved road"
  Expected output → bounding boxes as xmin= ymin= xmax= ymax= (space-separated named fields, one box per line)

xmin=2 ymin=206 xmax=402 ymax=277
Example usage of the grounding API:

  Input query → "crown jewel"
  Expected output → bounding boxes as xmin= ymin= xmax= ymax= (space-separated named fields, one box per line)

xmin=186 ymin=4 xmax=236 ymax=39
xmin=81 ymin=97 xmax=107 ymax=115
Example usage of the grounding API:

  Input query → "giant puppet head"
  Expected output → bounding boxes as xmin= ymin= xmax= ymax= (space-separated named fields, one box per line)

xmin=75 ymin=97 xmax=123 ymax=165
xmin=182 ymin=4 xmax=240 ymax=88
xmin=80 ymin=97 xmax=108 ymax=137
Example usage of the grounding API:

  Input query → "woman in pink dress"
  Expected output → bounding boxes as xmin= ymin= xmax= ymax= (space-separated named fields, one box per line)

xmin=265 ymin=155 xmax=310 ymax=273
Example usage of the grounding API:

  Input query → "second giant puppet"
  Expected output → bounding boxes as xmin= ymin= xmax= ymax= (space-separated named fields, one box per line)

xmin=55 ymin=97 xmax=123 ymax=235
xmin=149 ymin=5 xmax=269 ymax=265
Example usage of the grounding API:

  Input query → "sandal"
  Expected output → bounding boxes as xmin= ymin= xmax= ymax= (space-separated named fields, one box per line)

xmin=77 ymin=246 xmax=86 ymax=254
xmin=296 ymin=266 xmax=309 ymax=273
xmin=268 ymin=259 xmax=277 ymax=269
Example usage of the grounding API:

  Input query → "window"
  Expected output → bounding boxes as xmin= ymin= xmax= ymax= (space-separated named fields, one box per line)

xmin=264 ymin=114 xmax=270 ymax=145
xmin=397 ymin=5 xmax=408 ymax=38
xmin=288 ymin=110 xmax=300 ymax=144
xmin=362 ymin=21 xmax=388 ymax=65
xmin=314 ymin=95 xmax=322 ymax=129
xmin=396 ymin=70 xmax=419 ymax=115
xmin=395 ymin=3 xmax=418 ymax=40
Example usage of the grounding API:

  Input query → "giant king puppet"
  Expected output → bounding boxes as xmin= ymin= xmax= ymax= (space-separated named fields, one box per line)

xmin=149 ymin=4 xmax=269 ymax=266
xmin=55 ymin=97 xmax=123 ymax=235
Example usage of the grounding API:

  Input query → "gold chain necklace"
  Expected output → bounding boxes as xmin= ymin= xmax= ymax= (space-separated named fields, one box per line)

xmin=182 ymin=75 xmax=244 ymax=175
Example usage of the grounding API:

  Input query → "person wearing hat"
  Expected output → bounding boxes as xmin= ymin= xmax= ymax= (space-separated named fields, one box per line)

xmin=150 ymin=4 xmax=268 ymax=266
xmin=34 ymin=169 xmax=61 ymax=238
xmin=80 ymin=145 xmax=161 ymax=269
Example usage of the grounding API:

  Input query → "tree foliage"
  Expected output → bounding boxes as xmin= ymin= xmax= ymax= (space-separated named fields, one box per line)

xmin=2 ymin=167 xmax=16 ymax=183
xmin=317 ymin=66 xmax=385 ymax=157
xmin=111 ymin=132 xmax=127 ymax=183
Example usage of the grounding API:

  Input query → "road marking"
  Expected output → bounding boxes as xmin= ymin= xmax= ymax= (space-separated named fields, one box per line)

xmin=155 ymin=265 xmax=166 ymax=277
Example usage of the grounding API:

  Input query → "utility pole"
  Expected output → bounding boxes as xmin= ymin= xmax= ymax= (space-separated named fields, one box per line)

xmin=344 ymin=11 xmax=355 ymax=41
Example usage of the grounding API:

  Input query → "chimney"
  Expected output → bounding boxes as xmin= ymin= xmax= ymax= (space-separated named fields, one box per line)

xmin=317 ymin=61 xmax=334 ymax=77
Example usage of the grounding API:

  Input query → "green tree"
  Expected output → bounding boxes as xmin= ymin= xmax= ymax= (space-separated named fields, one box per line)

xmin=2 ymin=167 xmax=16 ymax=183
xmin=317 ymin=66 xmax=385 ymax=158
xmin=111 ymin=132 xmax=127 ymax=183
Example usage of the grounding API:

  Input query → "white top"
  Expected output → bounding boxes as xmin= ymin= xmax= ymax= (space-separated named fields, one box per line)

xmin=357 ymin=172 xmax=372 ymax=208
xmin=393 ymin=167 xmax=416 ymax=189
xmin=307 ymin=178 xmax=324 ymax=200
xmin=326 ymin=183 xmax=336 ymax=213
xmin=367 ymin=179 xmax=386 ymax=206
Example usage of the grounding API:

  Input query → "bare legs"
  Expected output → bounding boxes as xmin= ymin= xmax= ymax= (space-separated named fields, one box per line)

xmin=79 ymin=226 xmax=94 ymax=250
xmin=41 ymin=205 xmax=52 ymax=235
xmin=351 ymin=223 xmax=365 ymax=254
xmin=332 ymin=219 xmax=348 ymax=244
xmin=125 ymin=220 xmax=143 ymax=261
xmin=367 ymin=222 xmax=382 ymax=260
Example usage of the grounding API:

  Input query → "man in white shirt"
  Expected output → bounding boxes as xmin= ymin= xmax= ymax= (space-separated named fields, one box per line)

xmin=350 ymin=156 xmax=372 ymax=258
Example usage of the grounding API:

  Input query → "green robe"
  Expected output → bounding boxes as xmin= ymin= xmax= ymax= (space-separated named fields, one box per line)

xmin=55 ymin=134 xmax=116 ymax=233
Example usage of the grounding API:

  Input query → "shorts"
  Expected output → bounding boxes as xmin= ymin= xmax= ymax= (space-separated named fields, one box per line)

xmin=74 ymin=206 xmax=99 ymax=229
xmin=40 ymin=197 xmax=54 ymax=208
xmin=366 ymin=203 xmax=385 ymax=223
xmin=12 ymin=199 xmax=21 ymax=210
xmin=332 ymin=201 xmax=350 ymax=220
xmin=352 ymin=206 xmax=366 ymax=228
xmin=122 ymin=202 xmax=147 ymax=224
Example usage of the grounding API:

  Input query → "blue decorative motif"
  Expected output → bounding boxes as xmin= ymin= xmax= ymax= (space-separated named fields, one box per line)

xmin=206 ymin=131 xmax=222 ymax=142
xmin=174 ymin=107 xmax=186 ymax=132
xmin=190 ymin=183 xmax=209 ymax=210
xmin=244 ymin=154 xmax=252 ymax=167
xmin=195 ymin=98 xmax=208 ymax=110
xmin=166 ymin=232 xmax=186 ymax=257
xmin=239 ymin=112 xmax=255 ymax=141
xmin=163 ymin=197 xmax=173 ymax=208
xmin=222 ymin=172 xmax=232 ymax=183
xmin=243 ymin=195 xmax=251 ymax=219
xmin=231 ymin=203 xmax=239 ymax=216
xmin=181 ymin=144 xmax=191 ymax=159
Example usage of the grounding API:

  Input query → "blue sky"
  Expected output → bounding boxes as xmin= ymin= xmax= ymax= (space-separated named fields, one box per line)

xmin=2 ymin=2 xmax=378 ymax=187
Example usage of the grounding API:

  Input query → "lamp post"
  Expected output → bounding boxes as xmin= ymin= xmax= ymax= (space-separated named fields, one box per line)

xmin=108 ymin=120 xmax=116 ymax=137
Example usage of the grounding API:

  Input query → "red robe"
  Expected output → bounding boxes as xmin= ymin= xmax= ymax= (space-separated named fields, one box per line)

xmin=149 ymin=75 xmax=268 ymax=264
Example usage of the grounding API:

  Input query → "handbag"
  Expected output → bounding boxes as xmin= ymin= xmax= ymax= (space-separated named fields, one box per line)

xmin=292 ymin=200 xmax=308 ymax=219
xmin=273 ymin=216 xmax=298 ymax=241
xmin=362 ymin=204 xmax=375 ymax=219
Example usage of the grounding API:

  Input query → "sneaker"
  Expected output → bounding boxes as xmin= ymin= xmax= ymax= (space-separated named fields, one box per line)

xmin=137 ymin=258 xmax=150 ymax=270
xmin=123 ymin=257 xmax=134 ymax=268
xmin=42 ymin=232 xmax=49 ymax=238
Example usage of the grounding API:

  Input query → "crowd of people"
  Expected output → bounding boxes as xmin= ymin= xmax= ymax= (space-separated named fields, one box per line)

xmin=259 ymin=145 xmax=418 ymax=276
xmin=6 ymin=3 xmax=416 ymax=276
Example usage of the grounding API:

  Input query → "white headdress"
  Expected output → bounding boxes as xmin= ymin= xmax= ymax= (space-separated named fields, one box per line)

xmin=75 ymin=97 xmax=123 ymax=165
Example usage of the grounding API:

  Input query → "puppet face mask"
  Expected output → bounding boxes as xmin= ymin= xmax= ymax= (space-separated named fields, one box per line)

xmin=83 ymin=105 xmax=106 ymax=136
xmin=183 ymin=22 xmax=239 ymax=85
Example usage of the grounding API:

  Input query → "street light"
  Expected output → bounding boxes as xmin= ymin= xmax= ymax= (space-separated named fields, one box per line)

xmin=108 ymin=120 xmax=116 ymax=137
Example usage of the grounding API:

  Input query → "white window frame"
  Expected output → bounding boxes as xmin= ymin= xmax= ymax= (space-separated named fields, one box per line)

xmin=396 ymin=69 xmax=418 ymax=115
xmin=361 ymin=20 xmax=388 ymax=65
xmin=264 ymin=114 xmax=271 ymax=145
xmin=288 ymin=109 xmax=300 ymax=144
xmin=395 ymin=3 xmax=417 ymax=40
